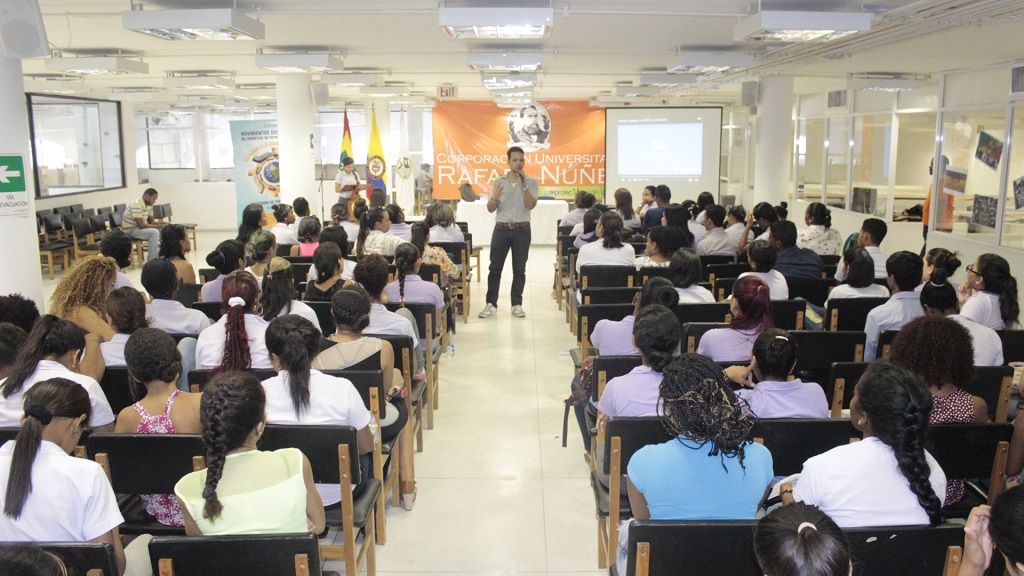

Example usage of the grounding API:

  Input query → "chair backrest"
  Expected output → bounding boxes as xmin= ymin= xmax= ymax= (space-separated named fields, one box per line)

xmin=43 ymin=213 xmax=64 ymax=234
xmin=705 ymin=262 xmax=750 ymax=283
xmin=260 ymin=424 xmax=361 ymax=484
xmin=998 ymin=330 xmax=1024 ymax=364
xmin=89 ymin=213 xmax=108 ymax=233
xmin=148 ymin=533 xmax=325 ymax=576
xmin=98 ymin=367 xmax=140 ymax=415
xmin=283 ymin=255 xmax=314 ymax=264
xmin=786 ymin=276 xmax=836 ymax=307
xmin=334 ymin=370 xmax=386 ymax=417
xmin=928 ymin=422 xmax=1013 ymax=484
xmin=826 ymin=362 xmax=870 ymax=417
xmin=456 ymin=221 xmax=469 ymax=233
xmin=770 ymin=299 xmax=807 ymax=331
xmin=0 ymin=542 xmax=119 ymax=576
xmin=751 ymin=418 xmax=861 ymax=475
xmin=972 ymin=365 xmax=1014 ymax=422
xmin=578 ymin=287 xmax=639 ymax=305
xmin=70 ymin=203 xmax=84 ymax=212
xmin=151 ymin=204 xmax=167 ymax=219
xmin=0 ymin=427 xmax=18 ymax=444
xmin=557 ymin=224 xmax=573 ymax=236
xmin=636 ymin=266 xmax=672 ymax=284
xmin=877 ymin=329 xmax=899 ymax=359
xmin=189 ymin=369 xmax=277 ymax=392
xmin=681 ymin=322 xmax=729 ymax=353
xmin=825 ymin=297 xmax=889 ymax=331
xmin=591 ymin=355 xmax=643 ymax=402
xmin=305 ymin=301 xmax=336 ymax=335
xmin=579 ymin=265 xmax=635 ymax=289
xmin=602 ymin=417 xmax=674 ymax=475
xmin=192 ymin=301 xmax=223 ymax=321
xmin=174 ymin=283 xmax=202 ymax=308
xmin=788 ymin=331 xmax=865 ymax=381
xmin=714 ymin=277 xmax=738 ymax=302
xmin=383 ymin=302 xmax=440 ymax=340
xmin=197 ymin=268 xmax=218 ymax=284
xmin=820 ymin=254 xmax=842 ymax=266
xmin=86 ymin=433 xmax=206 ymax=493
xmin=113 ymin=203 xmax=127 ymax=213
xmin=98 ymin=206 xmax=114 ymax=215
xmin=699 ymin=254 xmax=736 ymax=267
xmin=674 ymin=302 xmax=731 ymax=326
xmin=430 ymin=241 xmax=468 ymax=266
xmin=416 ymin=263 xmax=443 ymax=286
xmin=365 ymin=333 xmax=414 ymax=386
xmin=275 ymin=244 xmax=293 ymax=257
xmin=54 ymin=205 xmax=73 ymax=215
xmin=291 ymin=263 xmax=313 ymax=293
xmin=72 ymin=216 xmax=94 ymax=239
xmin=576 ymin=303 xmax=634 ymax=357
xmin=108 ymin=211 xmax=124 ymax=229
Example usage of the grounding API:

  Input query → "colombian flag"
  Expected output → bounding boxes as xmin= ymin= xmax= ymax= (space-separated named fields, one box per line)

xmin=366 ymin=107 xmax=387 ymax=193
xmin=339 ymin=109 xmax=353 ymax=165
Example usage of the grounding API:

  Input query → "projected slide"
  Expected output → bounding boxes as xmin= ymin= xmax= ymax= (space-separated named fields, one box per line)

xmin=618 ymin=123 xmax=703 ymax=176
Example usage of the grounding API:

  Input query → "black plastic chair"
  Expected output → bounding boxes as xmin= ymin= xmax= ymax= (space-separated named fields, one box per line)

xmin=98 ymin=367 xmax=140 ymax=415
xmin=305 ymin=301 xmax=336 ymax=335
xmin=973 ymin=365 xmax=1014 ymax=422
xmin=367 ymin=332 xmax=426 ymax=452
xmin=788 ymin=330 xmax=866 ymax=385
xmin=825 ymin=297 xmax=889 ymax=331
xmin=591 ymin=355 xmax=643 ymax=403
xmin=191 ymin=301 xmax=222 ymax=321
xmin=385 ymin=302 xmax=443 ymax=429
xmin=149 ymin=533 xmax=338 ymax=576
xmin=877 ymin=329 xmax=899 ymax=359
xmin=673 ymin=302 xmax=731 ymax=326
xmin=751 ymin=418 xmax=861 ymax=476
xmin=578 ymin=264 xmax=636 ymax=290
xmin=826 ymin=361 xmax=870 ymax=417
xmin=998 ymin=330 xmax=1024 ymax=364
xmin=699 ymin=254 xmax=735 ymax=267
xmin=575 ymin=303 xmax=634 ymax=361
xmin=704 ymin=262 xmax=750 ymax=284
xmin=173 ymin=283 xmax=202 ymax=309
xmin=771 ymin=299 xmax=807 ymax=331
xmin=578 ymin=287 xmax=639 ymax=305
xmin=0 ymin=542 xmax=120 ymax=576
xmin=786 ymin=276 xmax=836 ymax=307
xmin=635 ymin=266 xmax=672 ymax=284
xmin=713 ymin=276 xmax=738 ymax=301
xmin=929 ymin=422 xmax=1013 ymax=518
xmin=681 ymin=322 xmax=729 ymax=353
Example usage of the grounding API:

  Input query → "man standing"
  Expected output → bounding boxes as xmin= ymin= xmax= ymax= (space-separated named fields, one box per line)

xmin=479 ymin=146 xmax=538 ymax=319
xmin=122 ymin=187 xmax=165 ymax=261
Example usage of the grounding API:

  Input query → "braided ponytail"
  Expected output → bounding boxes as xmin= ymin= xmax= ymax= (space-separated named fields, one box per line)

xmin=215 ymin=272 xmax=259 ymax=374
xmin=394 ymin=242 xmax=419 ymax=306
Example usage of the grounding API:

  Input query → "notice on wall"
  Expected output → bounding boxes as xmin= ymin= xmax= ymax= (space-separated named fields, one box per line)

xmin=972 ymin=195 xmax=998 ymax=228
xmin=1013 ymin=175 xmax=1024 ymax=211
xmin=975 ymin=131 xmax=1004 ymax=171
xmin=230 ymin=119 xmax=279 ymax=226
xmin=0 ymin=154 xmax=29 ymax=217
xmin=943 ymin=166 xmax=968 ymax=197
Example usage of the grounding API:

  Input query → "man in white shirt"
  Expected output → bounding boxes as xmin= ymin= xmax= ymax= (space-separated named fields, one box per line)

xmin=121 ymin=188 xmax=165 ymax=261
xmin=837 ymin=218 xmax=888 ymax=282
xmin=696 ymin=205 xmax=738 ymax=257
xmin=864 ymin=251 xmax=925 ymax=361
xmin=725 ymin=206 xmax=754 ymax=245
xmin=142 ymin=259 xmax=213 ymax=335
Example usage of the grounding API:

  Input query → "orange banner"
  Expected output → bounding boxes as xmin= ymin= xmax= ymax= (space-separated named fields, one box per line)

xmin=431 ymin=100 xmax=606 ymax=200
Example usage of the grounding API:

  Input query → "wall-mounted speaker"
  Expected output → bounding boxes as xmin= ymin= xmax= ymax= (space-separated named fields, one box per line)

xmin=741 ymin=81 xmax=759 ymax=107
xmin=0 ymin=0 xmax=48 ymax=59
xmin=310 ymin=83 xmax=330 ymax=107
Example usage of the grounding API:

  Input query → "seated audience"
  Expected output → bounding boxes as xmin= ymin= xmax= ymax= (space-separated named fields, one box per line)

xmin=0 ymin=294 xmax=39 ymax=335
xmin=725 ymin=205 xmax=753 ymax=245
xmin=837 ymin=218 xmax=887 ymax=281
xmin=356 ymin=207 xmax=404 ymax=258
xmin=174 ymin=372 xmax=325 ymax=536
xmin=384 ymin=243 xmax=445 ymax=317
xmin=195 ymin=272 xmax=272 ymax=370
xmin=770 ymin=221 xmax=824 ymax=279
xmin=693 ymin=191 xmax=715 ymax=225
xmin=100 ymin=287 xmax=149 ymax=367
xmin=959 ymin=253 xmax=1019 ymax=330
xmin=782 ymin=362 xmax=945 ymax=527
xmin=236 ymin=203 xmax=265 ymax=244
xmin=290 ymin=216 xmax=321 ymax=257
xmin=0 ymin=378 xmax=134 ymax=575
xmin=754 ymin=503 xmax=850 ymax=576
xmin=562 ymin=191 xmax=596 ymax=228
xmin=575 ymin=211 xmax=634 ymax=274
xmin=634 ymin=226 xmax=685 ymax=270
xmin=919 ymin=247 xmax=961 ymax=291
xmin=918 ymin=269 xmax=1002 ymax=366
xmin=50 ymin=255 xmax=118 ymax=341
xmin=100 ymin=230 xmax=136 ymax=290
xmin=863 ymin=251 xmax=924 ymax=361
xmin=259 ymin=257 xmax=320 ymax=330
xmin=352 ymin=254 xmax=422 ymax=372
xmin=142 ymin=258 xmax=212 ymax=335
xmin=823 ymin=246 xmax=890 ymax=308
xmin=696 ymin=205 xmax=737 ymax=257
xmin=115 ymin=329 xmax=201 ymax=528
xmin=270 ymin=203 xmax=298 ymax=246
xmin=303 ymin=243 xmax=348 ymax=303
xmin=960 ymin=486 xmax=1024 ymax=576
xmin=426 ymin=203 xmax=465 ymax=244
xmin=637 ymin=185 xmax=655 ymax=219
xmin=333 ymin=202 xmax=360 ymax=240
xmin=385 ymin=204 xmax=412 ymax=242
xmin=641 ymin=184 xmax=671 ymax=233
xmin=738 ymin=201 xmax=778 ymax=254
xmin=739 ymin=240 xmax=789 ymax=300
xmin=725 ymin=329 xmax=828 ymax=419
xmin=290 ymin=197 xmax=310 ymax=236
xmin=0 ymin=324 xmax=27 ymax=381
xmin=245 ymin=230 xmax=276 ymax=280
xmin=411 ymin=221 xmax=459 ymax=284
xmin=620 ymin=353 xmax=773 ymax=573
xmin=263 ymin=315 xmax=376 ymax=507
xmin=613 ymin=188 xmax=641 ymax=230
xmin=698 ymin=276 xmax=774 ymax=362
xmin=572 ymin=206 xmax=602 ymax=248
xmin=668 ymin=248 xmax=715 ymax=303
xmin=159 ymin=224 xmax=196 ymax=284
xmin=200 ymin=240 xmax=246 ymax=304
xmin=797 ymin=202 xmax=843 ymax=256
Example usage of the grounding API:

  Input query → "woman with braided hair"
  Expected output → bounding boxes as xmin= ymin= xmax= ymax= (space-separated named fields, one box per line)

xmin=781 ymin=361 xmax=945 ymax=527
xmin=754 ymin=502 xmax=850 ymax=576
xmin=619 ymin=353 xmax=773 ymax=574
xmin=383 ymin=243 xmax=445 ymax=331
xmin=115 ymin=329 xmax=201 ymax=527
xmin=244 ymin=229 xmax=276 ymax=280
xmin=0 ymin=378 xmax=131 ymax=576
xmin=194 ymin=271 xmax=272 ymax=371
xmin=174 ymin=371 xmax=325 ymax=536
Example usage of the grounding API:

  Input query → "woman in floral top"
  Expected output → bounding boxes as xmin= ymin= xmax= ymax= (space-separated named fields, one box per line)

xmin=411 ymin=221 xmax=459 ymax=286
xmin=796 ymin=202 xmax=843 ymax=256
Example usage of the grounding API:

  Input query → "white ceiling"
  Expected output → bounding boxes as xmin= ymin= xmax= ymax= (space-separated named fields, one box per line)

xmin=19 ymin=0 xmax=1024 ymax=108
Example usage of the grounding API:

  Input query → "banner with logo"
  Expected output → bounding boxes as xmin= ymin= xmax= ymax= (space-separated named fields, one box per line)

xmin=431 ymin=101 xmax=605 ymax=201
xmin=230 ymin=119 xmax=279 ymax=225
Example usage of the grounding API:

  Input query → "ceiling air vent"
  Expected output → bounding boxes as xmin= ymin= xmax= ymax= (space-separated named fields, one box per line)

xmin=1011 ymin=65 xmax=1024 ymax=98
xmin=827 ymin=89 xmax=847 ymax=108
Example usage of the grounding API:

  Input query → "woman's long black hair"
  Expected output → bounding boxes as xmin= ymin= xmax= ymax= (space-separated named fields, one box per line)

xmin=265 ymin=315 xmax=320 ymax=418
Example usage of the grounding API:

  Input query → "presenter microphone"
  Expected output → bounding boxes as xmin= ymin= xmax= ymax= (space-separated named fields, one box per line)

xmin=479 ymin=146 xmax=539 ymax=319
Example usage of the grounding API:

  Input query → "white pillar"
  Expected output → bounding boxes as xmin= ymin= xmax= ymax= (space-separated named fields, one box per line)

xmin=0 ymin=56 xmax=44 ymax=309
xmin=752 ymin=75 xmax=794 ymax=206
xmin=275 ymin=75 xmax=315 ymax=211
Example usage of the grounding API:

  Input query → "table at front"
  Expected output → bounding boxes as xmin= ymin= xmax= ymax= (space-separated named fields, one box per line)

xmin=455 ymin=199 xmax=569 ymax=246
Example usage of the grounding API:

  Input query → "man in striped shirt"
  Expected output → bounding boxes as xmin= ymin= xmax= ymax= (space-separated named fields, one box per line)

xmin=122 ymin=187 xmax=165 ymax=261
xmin=863 ymin=251 xmax=924 ymax=361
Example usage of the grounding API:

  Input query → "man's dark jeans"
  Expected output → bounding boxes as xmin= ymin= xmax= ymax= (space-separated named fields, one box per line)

xmin=486 ymin=225 xmax=531 ymax=307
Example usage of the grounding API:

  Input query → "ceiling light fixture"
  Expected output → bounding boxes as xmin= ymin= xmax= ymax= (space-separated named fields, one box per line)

xmin=46 ymin=56 xmax=149 ymax=75
xmin=638 ymin=73 xmax=697 ymax=87
xmin=481 ymin=72 xmax=538 ymax=90
xmin=671 ymin=51 xmax=755 ymax=74
xmin=848 ymin=75 xmax=928 ymax=92
xmin=165 ymin=76 xmax=236 ymax=90
xmin=488 ymin=86 xmax=534 ymax=97
xmin=440 ymin=2 xmax=553 ymax=40
xmin=255 ymin=53 xmax=344 ymax=73
xmin=468 ymin=51 xmax=543 ymax=71
xmin=616 ymin=85 xmax=663 ymax=97
xmin=321 ymin=73 xmax=382 ymax=86
xmin=122 ymin=8 xmax=265 ymax=41
xmin=360 ymin=85 xmax=412 ymax=96
xmin=733 ymin=10 xmax=871 ymax=43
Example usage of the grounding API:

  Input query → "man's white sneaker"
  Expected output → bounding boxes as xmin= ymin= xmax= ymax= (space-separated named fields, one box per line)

xmin=478 ymin=304 xmax=497 ymax=318
xmin=512 ymin=305 xmax=526 ymax=318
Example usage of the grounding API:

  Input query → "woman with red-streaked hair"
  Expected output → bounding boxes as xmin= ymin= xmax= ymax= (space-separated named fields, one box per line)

xmin=697 ymin=276 xmax=774 ymax=362
xmin=195 ymin=271 xmax=272 ymax=371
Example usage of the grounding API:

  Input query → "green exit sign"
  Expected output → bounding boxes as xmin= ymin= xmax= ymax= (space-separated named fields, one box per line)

xmin=0 ymin=155 xmax=26 ymax=193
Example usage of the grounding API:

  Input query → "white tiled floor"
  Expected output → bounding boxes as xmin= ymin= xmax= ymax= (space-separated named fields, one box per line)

xmin=39 ymin=233 xmax=603 ymax=576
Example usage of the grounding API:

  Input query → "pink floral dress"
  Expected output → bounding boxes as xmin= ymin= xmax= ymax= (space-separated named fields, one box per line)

xmin=135 ymin=390 xmax=185 ymax=527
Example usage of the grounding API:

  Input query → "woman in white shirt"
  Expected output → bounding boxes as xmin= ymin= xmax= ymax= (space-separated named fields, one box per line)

xmin=0 ymin=316 xmax=115 ymax=432
xmin=426 ymin=203 xmax=465 ymax=244
xmin=824 ymin=246 xmax=890 ymax=308
xmin=739 ymin=240 xmax=789 ymax=300
xmin=575 ymin=211 xmax=635 ymax=273
xmin=634 ymin=226 xmax=686 ymax=270
xmin=0 ymin=378 xmax=132 ymax=576
xmin=100 ymin=287 xmax=150 ymax=367
xmin=195 ymin=272 xmax=272 ymax=370
xmin=781 ymin=362 xmax=945 ymax=528
xmin=668 ymin=248 xmax=716 ymax=303
xmin=959 ymin=254 xmax=1019 ymax=330
xmin=796 ymin=202 xmax=843 ymax=256
xmin=356 ymin=207 xmax=405 ymax=258
xmin=614 ymin=188 xmax=642 ymax=230
xmin=259 ymin=258 xmax=321 ymax=332
xmin=201 ymin=240 xmax=247 ymax=304
xmin=270 ymin=203 xmax=298 ymax=246
xmin=245 ymin=230 xmax=277 ymax=281
xmin=385 ymin=204 xmax=413 ymax=242
xmin=697 ymin=276 xmax=774 ymax=362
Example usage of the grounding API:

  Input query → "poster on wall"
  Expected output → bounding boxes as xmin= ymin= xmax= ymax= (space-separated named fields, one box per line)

xmin=972 ymin=195 xmax=998 ymax=228
xmin=943 ymin=166 xmax=968 ymax=197
xmin=230 ymin=119 xmax=279 ymax=226
xmin=431 ymin=101 xmax=605 ymax=201
xmin=1014 ymin=175 xmax=1024 ymax=211
xmin=975 ymin=131 xmax=1003 ymax=171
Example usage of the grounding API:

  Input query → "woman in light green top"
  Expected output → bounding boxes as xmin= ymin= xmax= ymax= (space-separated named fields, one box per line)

xmin=174 ymin=372 xmax=325 ymax=536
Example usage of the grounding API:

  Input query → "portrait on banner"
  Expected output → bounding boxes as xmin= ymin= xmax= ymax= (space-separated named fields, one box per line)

xmin=507 ymin=103 xmax=552 ymax=151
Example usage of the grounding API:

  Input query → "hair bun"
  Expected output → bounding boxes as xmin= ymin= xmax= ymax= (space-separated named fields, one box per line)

xmin=24 ymin=404 xmax=53 ymax=425
xmin=929 ymin=268 xmax=949 ymax=286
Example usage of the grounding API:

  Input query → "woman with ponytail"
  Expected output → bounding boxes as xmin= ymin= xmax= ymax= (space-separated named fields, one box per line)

xmin=244 ymin=230 xmax=276 ymax=280
xmin=915 ymin=268 xmax=1003 ymax=366
xmin=259 ymin=257 xmax=321 ymax=330
xmin=754 ymin=503 xmax=850 ymax=576
xmin=697 ymin=276 xmax=774 ymax=362
xmin=270 ymin=203 xmax=298 ymax=246
xmin=384 ymin=243 xmax=445 ymax=314
xmin=174 ymin=371 xmax=324 ymax=536
xmin=195 ymin=272 xmax=271 ymax=371
xmin=0 ymin=378 xmax=131 ymax=576
xmin=0 ymin=316 xmax=115 ymax=432
xmin=262 ymin=315 xmax=375 ymax=507
xmin=575 ymin=211 xmax=634 ymax=273
xmin=303 ymin=242 xmax=348 ymax=303
xmin=115 ymin=329 xmax=201 ymax=527
xmin=236 ymin=203 xmax=266 ymax=244
xmin=920 ymin=247 xmax=962 ymax=290
xmin=725 ymin=328 xmax=828 ymax=418
xmin=782 ymin=361 xmax=945 ymax=527
xmin=960 ymin=253 xmax=1019 ymax=330
xmin=289 ymin=217 xmax=321 ymax=258
xmin=356 ymin=207 xmax=403 ymax=258
xmin=797 ymin=202 xmax=842 ymax=256
xmin=200 ymin=240 xmax=246 ymax=304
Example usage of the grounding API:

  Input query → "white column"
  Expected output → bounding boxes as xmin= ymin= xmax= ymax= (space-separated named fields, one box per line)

xmin=0 ymin=56 xmax=44 ymax=309
xmin=752 ymin=75 xmax=794 ymax=206
xmin=275 ymin=75 xmax=315 ymax=210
